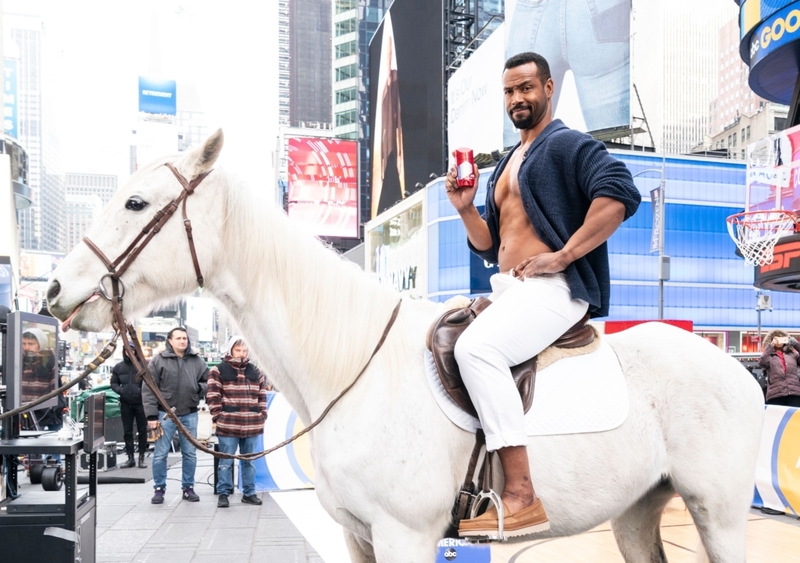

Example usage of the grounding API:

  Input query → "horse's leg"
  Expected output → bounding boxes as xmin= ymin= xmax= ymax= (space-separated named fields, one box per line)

xmin=344 ymin=530 xmax=376 ymax=563
xmin=610 ymin=478 xmax=675 ymax=563
xmin=370 ymin=521 xmax=439 ymax=563
xmin=680 ymin=494 xmax=747 ymax=563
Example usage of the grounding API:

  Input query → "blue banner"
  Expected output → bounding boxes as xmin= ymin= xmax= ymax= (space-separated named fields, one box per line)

xmin=138 ymin=76 xmax=177 ymax=115
xmin=4 ymin=59 xmax=18 ymax=139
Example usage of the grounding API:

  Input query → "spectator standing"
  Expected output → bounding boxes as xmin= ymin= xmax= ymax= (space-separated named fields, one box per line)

xmin=207 ymin=336 xmax=268 ymax=508
xmin=111 ymin=345 xmax=149 ymax=469
xmin=143 ymin=328 xmax=209 ymax=504
xmin=760 ymin=330 xmax=800 ymax=408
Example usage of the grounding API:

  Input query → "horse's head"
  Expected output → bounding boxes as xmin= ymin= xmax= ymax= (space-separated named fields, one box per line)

xmin=48 ymin=129 xmax=225 ymax=332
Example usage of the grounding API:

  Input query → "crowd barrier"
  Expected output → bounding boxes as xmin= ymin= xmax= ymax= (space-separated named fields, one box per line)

xmin=753 ymin=405 xmax=800 ymax=516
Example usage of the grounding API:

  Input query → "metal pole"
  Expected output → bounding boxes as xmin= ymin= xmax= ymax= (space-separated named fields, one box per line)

xmin=658 ymin=164 xmax=666 ymax=320
xmin=757 ymin=307 xmax=762 ymax=352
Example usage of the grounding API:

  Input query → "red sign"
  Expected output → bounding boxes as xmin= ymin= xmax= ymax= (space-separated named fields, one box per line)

xmin=286 ymin=137 xmax=359 ymax=238
xmin=604 ymin=320 xmax=694 ymax=335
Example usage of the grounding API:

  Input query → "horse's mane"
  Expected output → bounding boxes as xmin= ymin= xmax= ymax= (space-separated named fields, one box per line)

xmin=215 ymin=168 xmax=402 ymax=391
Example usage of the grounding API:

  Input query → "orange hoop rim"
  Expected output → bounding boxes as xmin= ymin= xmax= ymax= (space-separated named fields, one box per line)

xmin=726 ymin=210 xmax=799 ymax=227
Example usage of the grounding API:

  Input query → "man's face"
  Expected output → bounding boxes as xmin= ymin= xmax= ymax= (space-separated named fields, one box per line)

xmin=231 ymin=343 xmax=248 ymax=359
xmin=22 ymin=336 xmax=40 ymax=354
xmin=169 ymin=331 xmax=189 ymax=353
xmin=503 ymin=62 xmax=553 ymax=131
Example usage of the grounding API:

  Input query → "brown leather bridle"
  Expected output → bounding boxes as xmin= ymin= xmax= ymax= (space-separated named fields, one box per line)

xmin=83 ymin=163 xmax=209 ymax=297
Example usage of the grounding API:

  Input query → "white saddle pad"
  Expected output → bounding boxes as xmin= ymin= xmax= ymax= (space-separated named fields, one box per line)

xmin=424 ymin=340 xmax=629 ymax=436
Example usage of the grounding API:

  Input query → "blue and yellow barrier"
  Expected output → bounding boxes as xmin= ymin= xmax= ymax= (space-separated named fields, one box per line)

xmin=753 ymin=405 xmax=800 ymax=515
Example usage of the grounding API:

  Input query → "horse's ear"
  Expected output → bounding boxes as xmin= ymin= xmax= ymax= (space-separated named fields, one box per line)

xmin=180 ymin=129 xmax=224 ymax=179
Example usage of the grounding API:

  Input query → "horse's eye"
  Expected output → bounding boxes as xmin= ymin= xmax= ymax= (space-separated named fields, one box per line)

xmin=125 ymin=197 xmax=148 ymax=211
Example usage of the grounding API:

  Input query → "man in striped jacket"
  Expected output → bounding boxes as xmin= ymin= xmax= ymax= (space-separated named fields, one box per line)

xmin=207 ymin=335 xmax=269 ymax=507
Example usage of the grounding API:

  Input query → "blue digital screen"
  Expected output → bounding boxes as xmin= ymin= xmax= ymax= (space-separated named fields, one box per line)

xmin=138 ymin=76 xmax=177 ymax=115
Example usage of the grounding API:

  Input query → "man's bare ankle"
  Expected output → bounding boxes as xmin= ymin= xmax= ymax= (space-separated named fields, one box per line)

xmin=501 ymin=489 xmax=536 ymax=514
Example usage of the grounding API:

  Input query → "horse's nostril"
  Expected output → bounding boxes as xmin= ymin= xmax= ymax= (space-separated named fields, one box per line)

xmin=47 ymin=280 xmax=61 ymax=302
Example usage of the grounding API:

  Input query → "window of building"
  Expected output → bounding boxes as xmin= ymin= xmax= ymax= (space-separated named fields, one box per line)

xmin=335 ymin=63 xmax=357 ymax=82
xmin=746 ymin=125 xmax=750 ymax=140
xmin=336 ymin=87 xmax=357 ymax=104
xmin=727 ymin=135 xmax=731 ymax=147
xmin=335 ymin=19 xmax=356 ymax=36
xmin=733 ymin=133 xmax=737 ymax=147
xmin=336 ymin=109 xmax=357 ymax=127
xmin=336 ymin=40 xmax=357 ymax=59
xmin=775 ymin=117 xmax=787 ymax=131
xmin=335 ymin=0 xmax=356 ymax=13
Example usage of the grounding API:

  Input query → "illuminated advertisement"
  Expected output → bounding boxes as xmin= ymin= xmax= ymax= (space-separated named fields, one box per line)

xmin=138 ymin=76 xmax=177 ymax=115
xmin=369 ymin=0 xmax=445 ymax=218
xmin=739 ymin=0 xmax=800 ymax=103
xmin=746 ymin=122 xmax=800 ymax=212
xmin=504 ymin=0 xmax=631 ymax=141
xmin=286 ymin=137 xmax=359 ymax=239
xmin=3 ymin=59 xmax=18 ymax=139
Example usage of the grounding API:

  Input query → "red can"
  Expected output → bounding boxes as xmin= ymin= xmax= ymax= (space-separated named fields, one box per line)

xmin=454 ymin=147 xmax=475 ymax=188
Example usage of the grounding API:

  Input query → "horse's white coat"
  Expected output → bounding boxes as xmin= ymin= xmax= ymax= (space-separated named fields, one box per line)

xmin=48 ymin=131 xmax=765 ymax=563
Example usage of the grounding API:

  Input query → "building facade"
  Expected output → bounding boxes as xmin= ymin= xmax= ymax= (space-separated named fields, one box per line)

xmin=703 ymin=16 xmax=789 ymax=159
xmin=5 ymin=12 xmax=64 ymax=253
xmin=332 ymin=0 xmax=390 ymax=227
xmin=64 ymin=193 xmax=103 ymax=254
xmin=632 ymin=0 xmax=738 ymax=154
xmin=288 ymin=0 xmax=333 ymax=128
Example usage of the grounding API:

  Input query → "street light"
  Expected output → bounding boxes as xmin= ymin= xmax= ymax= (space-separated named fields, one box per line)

xmin=632 ymin=166 xmax=668 ymax=320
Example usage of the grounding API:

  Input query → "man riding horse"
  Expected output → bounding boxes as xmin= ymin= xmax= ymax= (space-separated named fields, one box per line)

xmin=447 ymin=51 xmax=641 ymax=538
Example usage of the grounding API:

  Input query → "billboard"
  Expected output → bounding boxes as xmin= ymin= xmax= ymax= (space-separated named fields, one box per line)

xmin=19 ymin=251 xmax=64 ymax=280
xmin=367 ymin=199 xmax=426 ymax=298
xmin=504 ymin=0 xmax=631 ymax=144
xmin=447 ymin=24 xmax=505 ymax=159
xmin=369 ymin=0 xmax=445 ymax=218
xmin=286 ymin=137 xmax=359 ymax=239
xmin=4 ymin=59 xmax=18 ymax=139
xmin=138 ymin=76 xmax=177 ymax=115
xmin=745 ymin=122 xmax=800 ymax=212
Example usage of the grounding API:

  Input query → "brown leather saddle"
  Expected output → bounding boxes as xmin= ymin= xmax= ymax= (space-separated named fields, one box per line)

xmin=426 ymin=297 xmax=595 ymax=418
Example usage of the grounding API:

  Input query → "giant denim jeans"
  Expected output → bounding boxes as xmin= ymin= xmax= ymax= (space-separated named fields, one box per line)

xmin=152 ymin=411 xmax=198 ymax=490
xmin=216 ymin=435 xmax=260 ymax=496
xmin=505 ymin=0 xmax=630 ymax=143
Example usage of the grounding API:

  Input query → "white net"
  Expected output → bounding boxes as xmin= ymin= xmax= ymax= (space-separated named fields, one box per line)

xmin=727 ymin=211 xmax=797 ymax=266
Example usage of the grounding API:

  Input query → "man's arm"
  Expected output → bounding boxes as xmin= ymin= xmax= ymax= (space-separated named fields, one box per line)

xmin=515 ymin=197 xmax=626 ymax=277
xmin=143 ymin=356 xmax=161 ymax=421
xmin=197 ymin=363 xmax=209 ymax=398
xmin=205 ymin=368 xmax=222 ymax=422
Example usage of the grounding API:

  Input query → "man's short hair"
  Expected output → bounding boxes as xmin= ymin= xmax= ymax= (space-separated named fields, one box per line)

xmin=504 ymin=52 xmax=551 ymax=84
xmin=167 ymin=327 xmax=188 ymax=341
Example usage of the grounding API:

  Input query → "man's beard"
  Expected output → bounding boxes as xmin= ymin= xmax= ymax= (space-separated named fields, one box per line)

xmin=509 ymin=103 xmax=540 ymax=130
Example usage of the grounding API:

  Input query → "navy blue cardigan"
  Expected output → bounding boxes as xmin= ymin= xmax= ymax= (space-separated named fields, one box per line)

xmin=469 ymin=119 xmax=641 ymax=318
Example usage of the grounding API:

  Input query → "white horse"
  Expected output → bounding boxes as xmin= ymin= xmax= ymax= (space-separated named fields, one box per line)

xmin=48 ymin=130 xmax=764 ymax=563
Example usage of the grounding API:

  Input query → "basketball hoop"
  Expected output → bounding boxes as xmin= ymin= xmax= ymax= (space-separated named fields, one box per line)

xmin=726 ymin=210 xmax=799 ymax=266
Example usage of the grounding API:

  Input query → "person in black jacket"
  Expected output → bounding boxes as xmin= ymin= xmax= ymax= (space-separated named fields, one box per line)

xmin=111 ymin=345 xmax=148 ymax=468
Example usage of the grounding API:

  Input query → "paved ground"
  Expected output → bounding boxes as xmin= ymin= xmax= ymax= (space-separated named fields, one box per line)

xmin=22 ymin=451 xmax=327 ymax=563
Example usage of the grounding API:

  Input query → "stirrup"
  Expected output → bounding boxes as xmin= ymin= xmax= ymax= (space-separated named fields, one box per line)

xmin=467 ymin=488 xmax=505 ymax=542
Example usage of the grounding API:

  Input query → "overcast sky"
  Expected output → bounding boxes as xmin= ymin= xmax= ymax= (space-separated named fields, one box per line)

xmin=3 ymin=0 xmax=279 ymax=196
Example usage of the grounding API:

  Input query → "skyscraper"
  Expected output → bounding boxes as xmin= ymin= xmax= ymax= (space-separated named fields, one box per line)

xmin=332 ymin=0 xmax=390 ymax=226
xmin=705 ymin=16 xmax=787 ymax=159
xmin=289 ymin=0 xmax=333 ymax=128
xmin=5 ymin=12 xmax=64 ymax=252
xmin=632 ymin=0 xmax=736 ymax=154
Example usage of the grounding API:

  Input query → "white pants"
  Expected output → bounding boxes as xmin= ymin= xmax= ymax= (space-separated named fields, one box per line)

xmin=454 ymin=273 xmax=589 ymax=451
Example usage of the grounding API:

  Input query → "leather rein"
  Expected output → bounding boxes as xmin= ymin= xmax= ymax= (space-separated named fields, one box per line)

xmin=2 ymin=162 xmax=403 ymax=461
